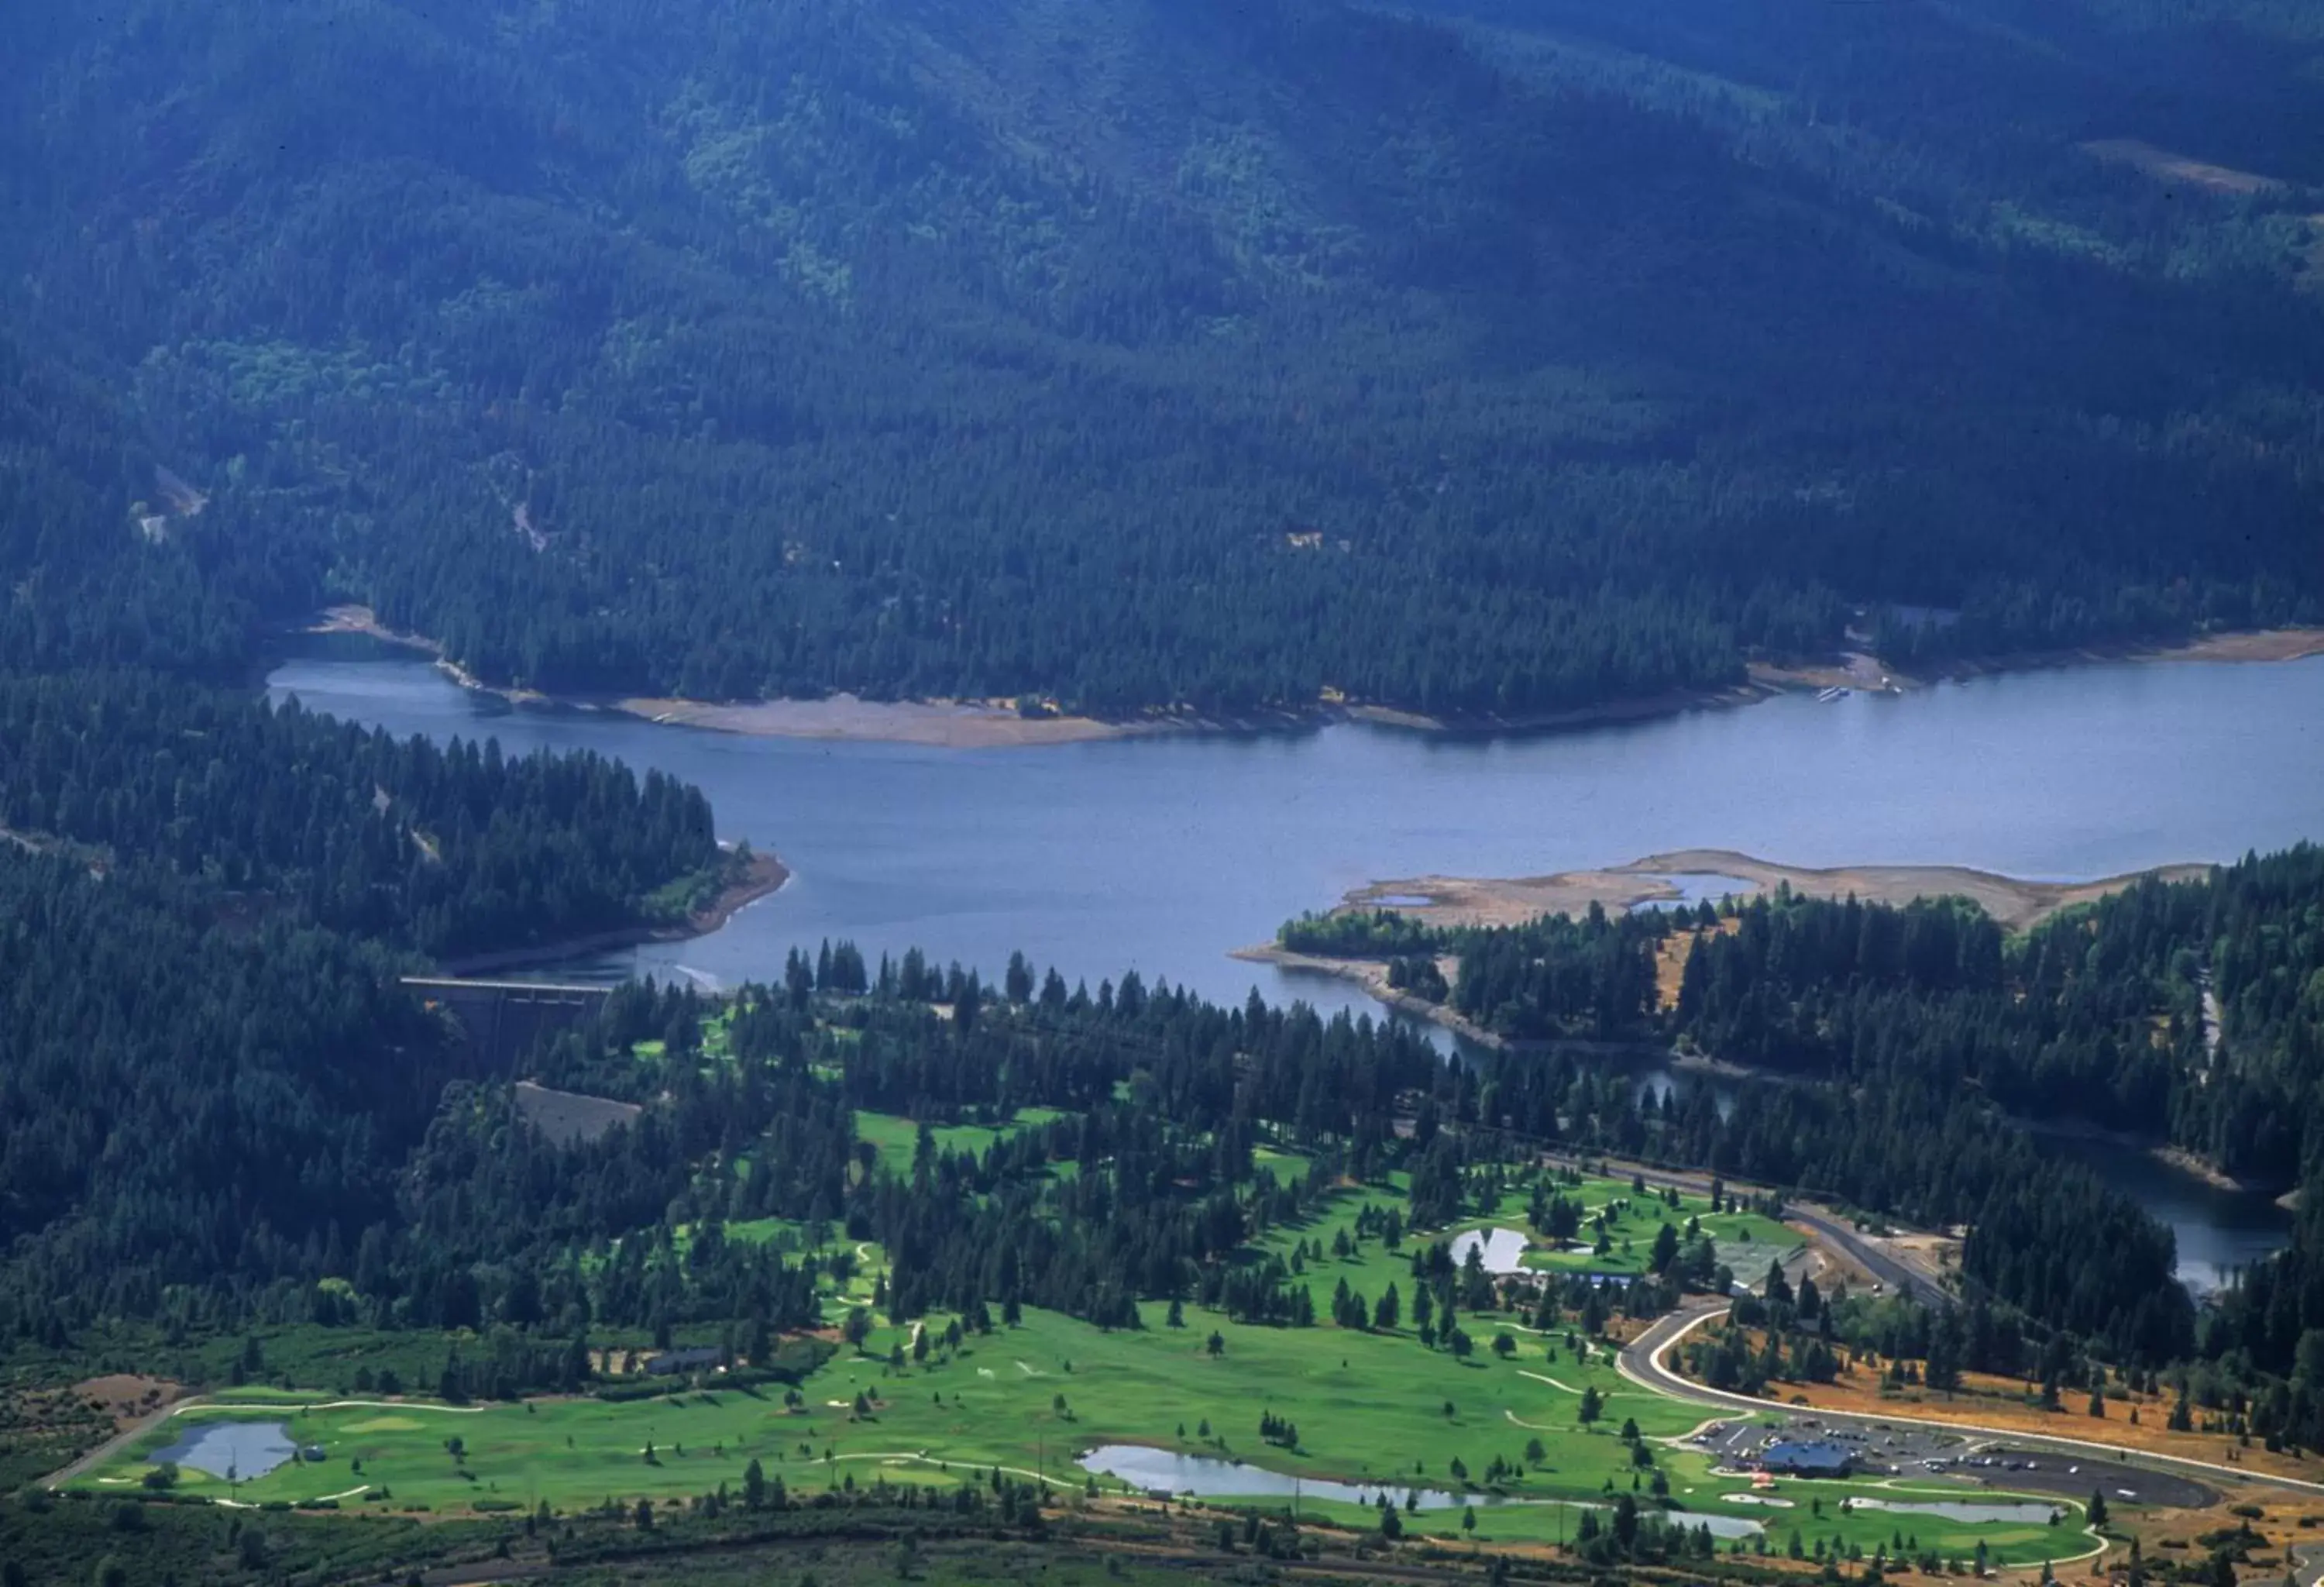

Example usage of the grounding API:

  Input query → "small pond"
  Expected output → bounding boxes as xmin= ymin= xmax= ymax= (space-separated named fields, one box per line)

xmin=1638 ymin=874 xmax=1758 ymax=911
xmin=1449 ymin=1227 xmax=1530 ymax=1275
xmin=1844 ymin=1497 xmax=2063 ymax=1525
xmin=1081 ymin=1444 xmax=1467 ymax=1510
xmin=150 ymin=1419 xmax=295 ymax=1481
xmin=1077 ymin=1447 xmax=1763 ymax=1536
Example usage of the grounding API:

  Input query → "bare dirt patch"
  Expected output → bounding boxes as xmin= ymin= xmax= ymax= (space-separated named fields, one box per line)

xmin=1631 ymin=851 xmax=2211 ymax=933
xmin=72 ymin=1376 xmax=180 ymax=1432
xmin=1748 ymin=652 xmax=1903 ymax=693
xmin=1675 ymin=1325 xmax=2306 ymax=1486
xmin=2082 ymin=139 xmax=2282 ymax=197
xmin=2154 ymin=628 xmax=2324 ymax=665
xmin=1339 ymin=869 xmax=1689 ymax=930
xmin=514 ymin=1082 xmax=642 ymax=1148
xmin=615 ymin=694 xmax=1147 ymax=749
xmin=1333 ymin=851 xmax=2210 ymax=935
xmin=1655 ymin=916 xmax=1738 ymax=1009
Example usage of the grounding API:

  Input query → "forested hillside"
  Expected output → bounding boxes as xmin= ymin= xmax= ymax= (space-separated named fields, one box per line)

xmin=1295 ymin=848 xmax=2324 ymax=1190
xmin=5 ymin=0 xmax=2322 ymax=713
xmin=1284 ymin=845 xmax=2324 ymax=1439
xmin=0 ymin=673 xmax=724 ymax=959
xmin=0 ymin=666 xmax=734 ymax=1328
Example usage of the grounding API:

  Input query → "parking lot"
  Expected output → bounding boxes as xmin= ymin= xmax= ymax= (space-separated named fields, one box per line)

xmin=1698 ymin=1415 xmax=1971 ymax=1473
xmin=1691 ymin=1417 xmax=2216 ymax=1509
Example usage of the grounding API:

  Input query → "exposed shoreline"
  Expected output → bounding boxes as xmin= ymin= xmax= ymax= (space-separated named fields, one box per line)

xmin=1243 ymin=849 xmax=2215 ymax=1073
xmin=1321 ymin=849 xmax=2213 ymax=935
xmin=1232 ymin=942 xmax=1758 ymax=1082
xmin=297 ymin=607 xmax=2324 ymax=751
xmin=434 ymin=849 xmax=789 ymax=978
xmin=2023 ymin=1117 xmax=2259 ymax=1196
xmin=1232 ymin=945 xmax=1510 ymax=1049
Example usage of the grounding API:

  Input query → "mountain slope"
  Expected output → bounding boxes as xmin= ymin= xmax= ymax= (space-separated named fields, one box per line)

xmin=5 ymin=0 xmax=2321 ymax=713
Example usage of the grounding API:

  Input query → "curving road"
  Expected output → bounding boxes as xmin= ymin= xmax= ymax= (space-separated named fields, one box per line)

xmin=1542 ymin=1153 xmax=1946 ymax=1305
xmin=1782 ymin=1204 xmax=1944 ymax=1305
xmin=1618 ymin=1302 xmax=2324 ymax=1503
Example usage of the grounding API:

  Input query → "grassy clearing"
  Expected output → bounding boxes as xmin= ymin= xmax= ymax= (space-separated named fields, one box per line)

xmin=75 ymin=1298 xmax=2090 ymax=1561
xmin=1470 ymin=1175 xmax=1798 ymax=1279
xmin=64 ymin=1169 xmax=2065 ymax=1562
xmin=851 ymin=1109 xmax=1071 ymax=1175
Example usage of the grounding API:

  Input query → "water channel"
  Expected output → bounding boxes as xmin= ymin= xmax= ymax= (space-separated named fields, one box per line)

xmin=268 ymin=642 xmax=2324 ymax=1286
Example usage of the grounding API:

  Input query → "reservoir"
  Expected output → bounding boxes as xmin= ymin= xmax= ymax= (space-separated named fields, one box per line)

xmin=268 ymin=645 xmax=2322 ymax=1280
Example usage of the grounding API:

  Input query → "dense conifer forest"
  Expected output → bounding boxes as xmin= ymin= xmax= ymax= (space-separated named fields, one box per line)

xmin=4 ymin=0 xmax=2323 ymax=714
xmin=1284 ymin=845 xmax=2324 ymax=1440
xmin=4 ymin=3 xmax=2324 ymax=1580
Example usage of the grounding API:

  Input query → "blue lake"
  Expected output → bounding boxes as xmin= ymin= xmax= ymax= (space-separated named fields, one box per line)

xmin=268 ymin=645 xmax=2324 ymax=1282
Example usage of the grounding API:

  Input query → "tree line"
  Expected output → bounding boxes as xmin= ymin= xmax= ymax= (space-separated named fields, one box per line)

xmin=3 ymin=0 xmax=2321 ymax=718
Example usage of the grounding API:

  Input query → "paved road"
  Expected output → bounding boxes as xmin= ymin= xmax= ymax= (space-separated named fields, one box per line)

xmin=1618 ymin=1302 xmax=2324 ymax=1503
xmin=1545 ymin=1152 xmax=1945 ymax=1304
xmin=1783 ymin=1203 xmax=1944 ymax=1304
xmin=43 ymin=1394 xmax=186 ymax=1489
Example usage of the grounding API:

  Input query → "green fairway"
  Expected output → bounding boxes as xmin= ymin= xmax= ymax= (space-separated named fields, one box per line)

xmin=851 ymin=1108 xmax=1071 ymax=1174
xmin=65 ymin=1153 xmax=2067 ymax=1562
xmin=1456 ymin=1174 xmax=1800 ymax=1279
xmin=74 ymin=1302 xmax=2092 ymax=1562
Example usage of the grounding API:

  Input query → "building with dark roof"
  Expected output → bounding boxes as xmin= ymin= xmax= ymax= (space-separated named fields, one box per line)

xmin=1758 ymin=1440 xmax=1855 ymax=1478
xmin=645 ymin=1347 xmax=724 ymax=1378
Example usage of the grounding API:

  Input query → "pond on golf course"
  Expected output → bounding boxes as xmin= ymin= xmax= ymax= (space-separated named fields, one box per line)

xmin=1844 ymin=1497 xmax=2064 ymax=1525
xmin=1449 ymin=1227 xmax=1530 ymax=1275
xmin=148 ymin=1419 xmax=294 ymax=1481
xmin=1075 ymin=1446 xmax=1765 ymax=1537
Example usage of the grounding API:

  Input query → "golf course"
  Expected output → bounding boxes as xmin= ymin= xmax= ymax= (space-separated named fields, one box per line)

xmin=70 ymin=1155 xmax=2099 ymax=1565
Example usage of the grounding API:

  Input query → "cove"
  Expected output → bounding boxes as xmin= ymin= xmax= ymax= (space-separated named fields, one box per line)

xmin=266 ymin=643 xmax=2322 ymax=1279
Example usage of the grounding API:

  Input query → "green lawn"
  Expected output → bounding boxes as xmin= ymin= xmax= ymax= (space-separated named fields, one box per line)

xmin=67 ymin=1165 xmax=2071 ymax=1563
xmin=75 ymin=1303 xmax=2092 ymax=1561
xmin=1446 ymin=1175 xmax=1800 ymax=1279
xmin=852 ymin=1109 xmax=1071 ymax=1175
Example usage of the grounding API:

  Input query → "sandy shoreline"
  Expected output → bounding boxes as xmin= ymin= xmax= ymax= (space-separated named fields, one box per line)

xmin=1325 ymin=849 xmax=2212 ymax=935
xmin=300 ymin=607 xmax=2324 ymax=751
xmin=1250 ymin=849 xmax=2214 ymax=1062
xmin=435 ymin=849 xmax=789 ymax=977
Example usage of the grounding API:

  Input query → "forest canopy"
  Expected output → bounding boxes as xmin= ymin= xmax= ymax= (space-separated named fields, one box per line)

xmin=3 ymin=0 xmax=2322 ymax=714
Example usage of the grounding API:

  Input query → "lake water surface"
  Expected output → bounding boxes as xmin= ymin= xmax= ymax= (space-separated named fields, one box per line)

xmin=1075 ymin=1445 xmax=1762 ymax=1535
xmin=149 ymin=1418 xmax=294 ymax=1481
xmin=267 ymin=645 xmax=2323 ymax=1280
